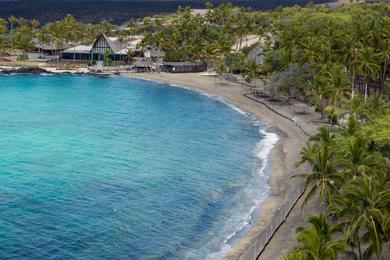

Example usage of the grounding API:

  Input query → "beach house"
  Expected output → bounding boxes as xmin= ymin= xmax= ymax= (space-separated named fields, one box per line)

xmin=61 ymin=33 xmax=140 ymax=62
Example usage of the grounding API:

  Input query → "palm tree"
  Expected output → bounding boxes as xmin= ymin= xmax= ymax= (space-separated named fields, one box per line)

xmin=330 ymin=175 xmax=389 ymax=260
xmin=306 ymin=75 xmax=329 ymax=119
xmin=286 ymin=213 xmax=346 ymax=259
xmin=0 ymin=18 xmax=7 ymax=55
xmin=298 ymin=36 xmax=329 ymax=79
xmin=365 ymin=95 xmax=388 ymax=120
xmin=35 ymin=29 xmax=51 ymax=57
xmin=8 ymin=15 xmax=17 ymax=51
xmin=12 ymin=24 xmax=33 ymax=57
xmin=31 ymin=19 xmax=40 ymax=32
xmin=339 ymin=115 xmax=360 ymax=136
xmin=233 ymin=9 xmax=253 ymax=51
xmin=0 ymin=34 xmax=7 ymax=56
xmin=338 ymin=137 xmax=382 ymax=179
xmin=348 ymin=95 xmax=367 ymax=120
xmin=309 ymin=127 xmax=335 ymax=147
xmin=126 ymin=49 xmax=134 ymax=65
xmin=0 ymin=18 xmax=7 ymax=35
xmin=103 ymin=49 xmax=111 ymax=66
xmin=243 ymin=59 xmax=261 ymax=85
xmin=353 ymin=47 xmax=380 ymax=101
xmin=379 ymin=40 xmax=390 ymax=91
xmin=340 ymin=39 xmax=362 ymax=99
xmin=294 ymin=145 xmax=343 ymax=207
xmin=323 ymin=64 xmax=351 ymax=107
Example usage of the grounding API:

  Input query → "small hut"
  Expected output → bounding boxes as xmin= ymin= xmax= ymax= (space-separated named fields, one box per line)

xmin=161 ymin=62 xmax=207 ymax=73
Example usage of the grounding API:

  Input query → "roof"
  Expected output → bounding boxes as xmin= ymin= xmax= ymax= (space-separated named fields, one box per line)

xmin=61 ymin=34 xmax=142 ymax=55
xmin=33 ymin=39 xmax=70 ymax=50
xmin=62 ymin=45 xmax=93 ymax=54
xmin=162 ymin=62 xmax=205 ymax=66
xmin=191 ymin=9 xmax=209 ymax=16
xmin=98 ymin=33 xmax=140 ymax=54
xmin=133 ymin=60 xmax=149 ymax=67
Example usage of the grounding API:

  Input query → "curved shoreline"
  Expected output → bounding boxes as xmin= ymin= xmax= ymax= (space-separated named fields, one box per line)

xmin=120 ymin=72 xmax=315 ymax=259
xmin=1 ymin=69 xmax=315 ymax=258
xmin=129 ymin=75 xmax=282 ymax=256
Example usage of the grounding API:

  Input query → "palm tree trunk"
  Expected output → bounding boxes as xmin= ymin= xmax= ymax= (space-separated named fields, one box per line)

xmin=382 ymin=59 xmax=387 ymax=94
xmin=364 ymin=72 xmax=368 ymax=102
xmin=351 ymin=69 xmax=355 ymax=99
xmin=357 ymin=239 xmax=363 ymax=260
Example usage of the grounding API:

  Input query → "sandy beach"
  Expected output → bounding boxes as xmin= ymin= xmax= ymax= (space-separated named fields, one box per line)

xmin=120 ymin=72 xmax=320 ymax=259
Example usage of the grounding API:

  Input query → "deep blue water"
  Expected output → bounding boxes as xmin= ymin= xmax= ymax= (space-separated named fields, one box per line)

xmin=0 ymin=75 xmax=277 ymax=259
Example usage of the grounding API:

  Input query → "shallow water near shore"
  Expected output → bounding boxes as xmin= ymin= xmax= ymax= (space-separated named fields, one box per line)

xmin=0 ymin=75 xmax=276 ymax=259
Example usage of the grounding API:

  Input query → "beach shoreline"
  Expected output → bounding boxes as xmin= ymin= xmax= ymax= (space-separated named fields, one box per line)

xmin=119 ymin=72 xmax=316 ymax=259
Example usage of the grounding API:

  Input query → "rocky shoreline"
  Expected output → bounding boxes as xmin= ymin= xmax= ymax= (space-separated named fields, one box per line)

xmin=0 ymin=66 xmax=92 ymax=75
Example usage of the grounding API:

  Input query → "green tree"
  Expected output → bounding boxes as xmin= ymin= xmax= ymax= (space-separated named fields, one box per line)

xmin=286 ymin=213 xmax=346 ymax=260
xmin=330 ymin=175 xmax=389 ymax=260
xmin=323 ymin=64 xmax=350 ymax=107
xmin=243 ymin=59 xmax=261 ymax=84
xmin=353 ymin=47 xmax=380 ymax=101
xmin=8 ymin=15 xmax=17 ymax=50
xmin=295 ymin=144 xmax=343 ymax=207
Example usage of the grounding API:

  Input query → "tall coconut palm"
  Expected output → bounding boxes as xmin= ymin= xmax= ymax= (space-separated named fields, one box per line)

xmin=379 ymin=40 xmax=390 ymax=91
xmin=286 ymin=213 xmax=346 ymax=260
xmin=0 ymin=18 xmax=7 ymax=35
xmin=12 ymin=24 xmax=33 ymax=56
xmin=341 ymin=39 xmax=362 ymax=99
xmin=338 ymin=137 xmax=383 ymax=179
xmin=330 ymin=175 xmax=390 ymax=260
xmin=298 ymin=36 xmax=328 ymax=80
xmin=306 ymin=74 xmax=329 ymax=118
xmin=353 ymin=47 xmax=380 ymax=101
xmin=31 ymin=19 xmax=40 ymax=32
xmin=323 ymin=64 xmax=351 ymax=107
xmin=8 ymin=15 xmax=17 ymax=51
xmin=294 ymin=145 xmax=343 ymax=207
xmin=0 ymin=18 xmax=7 ymax=55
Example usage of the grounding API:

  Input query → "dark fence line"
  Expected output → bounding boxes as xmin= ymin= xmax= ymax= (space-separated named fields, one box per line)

xmin=242 ymin=92 xmax=311 ymax=137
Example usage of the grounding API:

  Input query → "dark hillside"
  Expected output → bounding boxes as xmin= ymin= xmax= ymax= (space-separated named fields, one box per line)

xmin=0 ymin=0 xmax=333 ymax=24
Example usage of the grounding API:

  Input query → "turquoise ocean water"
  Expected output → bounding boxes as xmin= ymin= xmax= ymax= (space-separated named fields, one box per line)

xmin=0 ymin=75 xmax=277 ymax=259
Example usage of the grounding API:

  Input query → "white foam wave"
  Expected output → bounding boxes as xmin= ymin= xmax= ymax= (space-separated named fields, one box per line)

xmin=40 ymin=73 xmax=53 ymax=76
xmin=126 ymin=76 xmax=280 ymax=259
xmin=206 ymin=129 xmax=278 ymax=260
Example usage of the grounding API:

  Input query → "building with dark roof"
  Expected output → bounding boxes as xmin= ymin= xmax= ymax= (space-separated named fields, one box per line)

xmin=161 ymin=62 xmax=207 ymax=73
xmin=61 ymin=33 xmax=139 ymax=62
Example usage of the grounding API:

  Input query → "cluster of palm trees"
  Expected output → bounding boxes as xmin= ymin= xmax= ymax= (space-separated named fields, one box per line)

xmin=254 ymin=4 xmax=390 ymax=259
xmin=0 ymin=14 xmax=114 ymax=58
xmin=261 ymin=3 xmax=390 ymax=116
xmin=141 ymin=3 xmax=264 ymax=83
xmin=141 ymin=5 xmax=252 ymax=60
xmin=286 ymin=95 xmax=389 ymax=259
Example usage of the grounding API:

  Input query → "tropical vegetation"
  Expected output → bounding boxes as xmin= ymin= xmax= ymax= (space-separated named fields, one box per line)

xmin=0 ymin=2 xmax=389 ymax=258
